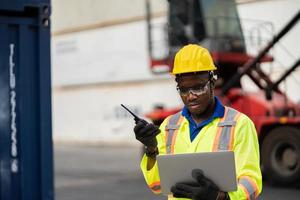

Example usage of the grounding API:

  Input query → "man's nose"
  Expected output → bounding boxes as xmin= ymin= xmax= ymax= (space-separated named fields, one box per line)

xmin=187 ymin=90 xmax=198 ymax=100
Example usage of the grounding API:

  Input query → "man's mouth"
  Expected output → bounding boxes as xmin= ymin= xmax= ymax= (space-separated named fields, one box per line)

xmin=188 ymin=103 xmax=200 ymax=109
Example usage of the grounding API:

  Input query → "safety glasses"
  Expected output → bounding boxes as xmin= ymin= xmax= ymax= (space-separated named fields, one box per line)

xmin=177 ymin=80 xmax=210 ymax=97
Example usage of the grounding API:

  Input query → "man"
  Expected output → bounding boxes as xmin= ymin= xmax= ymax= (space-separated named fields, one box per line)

xmin=134 ymin=44 xmax=262 ymax=200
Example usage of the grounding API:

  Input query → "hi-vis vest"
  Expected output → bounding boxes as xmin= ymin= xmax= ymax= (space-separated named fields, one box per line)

xmin=140 ymin=107 xmax=262 ymax=200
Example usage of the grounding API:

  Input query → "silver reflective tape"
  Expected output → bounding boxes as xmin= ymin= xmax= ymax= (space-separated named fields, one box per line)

xmin=218 ymin=126 xmax=231 ymax=150
xmin=239 ymin=178 xmax=257 ymax=200
xmin=218 ymin=121 xmax=236 ymax=127
xmin=217 ymin=108 xmax=238 ymax=151
xmin=150 ymin=185 xmax=161 ymax=192
xmin=166 ymin=112 xmax=181 ymax=154
xmin=165 ymin=124 xmax=180 ymax=130
xmin=225 ymin=108 xmax=238 ymax=123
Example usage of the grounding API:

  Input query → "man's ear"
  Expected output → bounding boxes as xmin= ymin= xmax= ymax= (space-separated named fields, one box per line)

xmin=212 ymin=73 xmax=218 ymax=82
xmin=209 ymin=71 xmax=218 ymax=82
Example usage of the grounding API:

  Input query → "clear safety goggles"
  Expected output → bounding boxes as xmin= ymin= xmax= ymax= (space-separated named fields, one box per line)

xmin=177 ymin=80 xmax=210 ymax=97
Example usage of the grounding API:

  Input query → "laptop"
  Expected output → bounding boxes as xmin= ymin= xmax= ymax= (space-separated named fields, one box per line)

xmin=156 ymin=151 xmax=237 ymax=195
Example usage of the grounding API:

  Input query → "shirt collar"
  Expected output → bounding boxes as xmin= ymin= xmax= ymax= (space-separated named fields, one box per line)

xmin=182 ymin=96 xmax=225 ymax=125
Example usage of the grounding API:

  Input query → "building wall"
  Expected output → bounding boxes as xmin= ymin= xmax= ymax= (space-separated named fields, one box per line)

xmin=51 ymin=10 xmax=174 ymax=144
xmin=51 ymin=0 xmax=167 ymax=34
xmin=52 ymin=20 xmax=169 ymax=86
xmin=52 ymin=79 xmax=181 ymax=144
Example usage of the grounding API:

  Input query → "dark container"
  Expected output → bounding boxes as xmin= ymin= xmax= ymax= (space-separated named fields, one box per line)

xmin=0 ymin=1 xmax=53 ymax=200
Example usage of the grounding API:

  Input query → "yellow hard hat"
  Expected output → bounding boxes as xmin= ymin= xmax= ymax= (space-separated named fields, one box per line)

xmin=172 ymin=44 xmax=217 ymax=75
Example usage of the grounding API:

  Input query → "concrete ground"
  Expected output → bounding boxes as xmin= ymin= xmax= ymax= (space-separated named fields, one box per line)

xmin=54 ymin=144 xmax=300 ymax=200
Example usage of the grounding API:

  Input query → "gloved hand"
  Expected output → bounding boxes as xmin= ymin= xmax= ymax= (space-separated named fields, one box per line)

xmin=171 ymin=169 xmax=220 ymax=200
xmin=133 ymin=121 xmax=161 ymax=148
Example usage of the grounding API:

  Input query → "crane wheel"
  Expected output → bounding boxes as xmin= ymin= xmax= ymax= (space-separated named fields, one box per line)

xmin=261 ymin=126 xmax=300 ymax=186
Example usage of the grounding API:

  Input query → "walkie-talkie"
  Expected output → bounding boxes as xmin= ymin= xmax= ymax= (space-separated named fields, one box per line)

xmin=121 ymin=104 xmax=148 ymax=125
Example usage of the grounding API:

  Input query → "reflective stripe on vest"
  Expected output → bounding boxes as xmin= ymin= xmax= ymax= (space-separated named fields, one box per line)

xmin=238 ymin=176 xmax=259 ymax=200
xmin=165 ymin=112 xmax=183 ymax=154
xmin=212 ymin=107 xmax=241 ymax=151
xmin=149 ymin=181 xmax=161 ymax=194
xmin=165 ymin=107 xmax=240 ymax=154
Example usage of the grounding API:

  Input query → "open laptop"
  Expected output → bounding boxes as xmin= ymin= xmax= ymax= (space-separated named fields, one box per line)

xmin=156 ymin=151 xmax=237 ymax=195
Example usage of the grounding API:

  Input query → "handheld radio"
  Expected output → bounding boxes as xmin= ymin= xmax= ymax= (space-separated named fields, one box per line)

xmin=120 ymin=104 xmax=148 ymax=125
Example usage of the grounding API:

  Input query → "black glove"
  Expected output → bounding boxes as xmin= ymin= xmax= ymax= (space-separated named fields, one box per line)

xmin=171 ymin=169 xmax=219 ymax=200
xmin=133 ymin=121 xmax=161 ymax=148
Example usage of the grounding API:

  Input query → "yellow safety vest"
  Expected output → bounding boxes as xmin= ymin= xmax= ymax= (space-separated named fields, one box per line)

xmin=140 ymin=107 xmax=262 ymax=200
